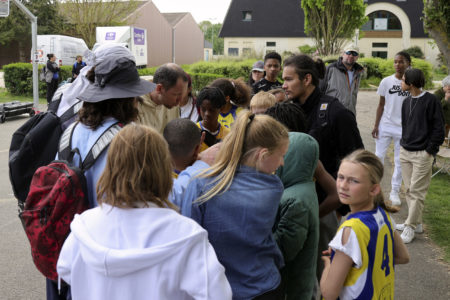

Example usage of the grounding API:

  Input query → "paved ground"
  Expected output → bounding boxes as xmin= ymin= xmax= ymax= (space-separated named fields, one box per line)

xmin=0 ymin=92 xmax=448 ymax=299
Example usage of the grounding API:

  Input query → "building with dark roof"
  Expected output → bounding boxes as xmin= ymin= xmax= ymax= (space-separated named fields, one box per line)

xmin=219 ymin=0 xmax=439 ymax=65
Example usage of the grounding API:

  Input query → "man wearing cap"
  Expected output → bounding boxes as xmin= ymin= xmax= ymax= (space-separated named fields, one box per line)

xmin=320 ymin=46 xmax=364 ymax=115
xmin=138 ymin=63 xmax=188 ymax=133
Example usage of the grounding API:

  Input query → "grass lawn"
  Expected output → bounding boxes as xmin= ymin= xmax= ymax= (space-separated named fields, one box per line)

xmin=423 ymin=170 xmax=450 ymax=263
xmin=0 ymin=88 xmax=46 ymax=104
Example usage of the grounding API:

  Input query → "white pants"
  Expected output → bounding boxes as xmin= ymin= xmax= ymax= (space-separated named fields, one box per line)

xmin=375 ymin=125 xmax=402 ymax=193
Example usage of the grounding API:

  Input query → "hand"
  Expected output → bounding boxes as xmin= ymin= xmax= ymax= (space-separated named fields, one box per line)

xmin=371 ymin=126 xmax=379 ymax=139
xmin=321 ymin=255 xmax=331 ymax=267
xmin=198 ymin=142 xmax=222 ymax=166
xmin=322 ymin=247 xmax=332 ymax=256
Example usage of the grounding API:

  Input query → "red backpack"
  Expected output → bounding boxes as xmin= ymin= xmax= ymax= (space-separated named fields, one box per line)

xmin=20 ymin=122 xmax=121 ymax=281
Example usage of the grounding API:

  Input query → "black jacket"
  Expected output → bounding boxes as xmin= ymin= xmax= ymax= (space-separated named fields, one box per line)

xmin=401 ymin=92 xmax=445 ymax=155
xmin=298 ymin=87 xmax=364 ymax=177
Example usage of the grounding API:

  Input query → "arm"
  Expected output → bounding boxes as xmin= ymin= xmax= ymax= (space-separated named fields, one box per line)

xmin=372 ymin=96 xmax=386 ymax=139
xmin=320 ymin=227 xmax=354 ymax=300
xmin=425 ymin=95 xmax=446 ymax=155
xmin=273 ymin=199 xmax=309 ymax=262
xmin=72 ymin=63 xmax=76 ymax=77
xmin=56 ymin=233 xmax=76 ymax=284
xmin=334 ymin=108 xmax=364 ymax=159
xmin=46 ymin=61 xmax=59 ymax=73
xmin=315 ymin=161 xmax=340 ymax=218
xmin=393 ymin=230 xmax=409 ymax=265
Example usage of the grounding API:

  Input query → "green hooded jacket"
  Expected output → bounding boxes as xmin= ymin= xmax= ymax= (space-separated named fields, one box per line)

xmin=274 ymin=132 xmax=320 ymax=300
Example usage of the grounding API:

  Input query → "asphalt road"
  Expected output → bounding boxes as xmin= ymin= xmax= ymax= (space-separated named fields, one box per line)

xmin=0 ymin=92 xmax=448 ymax=299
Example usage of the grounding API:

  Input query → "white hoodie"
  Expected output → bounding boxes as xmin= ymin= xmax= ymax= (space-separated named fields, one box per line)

xmin=57 ymin=203 xmax=232 ymax=300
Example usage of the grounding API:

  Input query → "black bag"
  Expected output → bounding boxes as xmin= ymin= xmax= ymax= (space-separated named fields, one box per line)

xmin=8 ymin=95 xmax=82 ymax=210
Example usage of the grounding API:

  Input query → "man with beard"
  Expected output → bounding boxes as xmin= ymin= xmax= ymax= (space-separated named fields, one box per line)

xmin=282 ymin=54 xmax=364 ymax=290
xmin=320 ymin=46 xmax=364 ymax=115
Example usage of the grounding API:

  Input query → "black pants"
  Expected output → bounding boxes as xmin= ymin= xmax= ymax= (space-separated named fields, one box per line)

xmin=253 ymin=283 xmax=284 ymax=300
xmin=46 ymin=79 xmax=58 ymax=104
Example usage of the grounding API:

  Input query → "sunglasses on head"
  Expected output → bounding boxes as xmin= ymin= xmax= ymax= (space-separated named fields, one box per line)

xmin=345 ymin=51 xmax=359 ymax=57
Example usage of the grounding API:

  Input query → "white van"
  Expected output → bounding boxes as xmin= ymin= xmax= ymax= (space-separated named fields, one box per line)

xmin=95 ymin=26 xmax=147 ymax=67
xmin=34 ymin=35 xmax=89 ymax=66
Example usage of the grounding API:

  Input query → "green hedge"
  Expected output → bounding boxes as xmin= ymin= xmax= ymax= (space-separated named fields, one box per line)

xmin=358 ymin=57 xmax=433 ymax=89
xmin=3 ymin=63 xmax=72 ymax=97
xmin=4 ymin=57 xmax=435 ymax=96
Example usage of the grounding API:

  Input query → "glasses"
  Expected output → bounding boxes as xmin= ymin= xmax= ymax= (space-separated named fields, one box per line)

xmin=345 ymin=51 xmax=359 ymax=57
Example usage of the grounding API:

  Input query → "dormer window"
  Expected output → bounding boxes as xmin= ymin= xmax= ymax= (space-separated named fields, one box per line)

xmin=242 ymin=11 xmax=252 ymax=21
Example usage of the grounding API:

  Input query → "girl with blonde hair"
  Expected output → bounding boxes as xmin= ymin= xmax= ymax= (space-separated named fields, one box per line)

xmin=182 ymin=111 xmax=289 ymax=299
xmin=57 ymin=124 xmax=232 ymax=300
xmin=320 ymin=150 xmax=409 ymax=300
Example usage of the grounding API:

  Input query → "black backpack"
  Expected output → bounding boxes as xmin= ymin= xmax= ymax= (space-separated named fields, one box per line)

xmin=9 ymin=94 xmax=82 ymax=210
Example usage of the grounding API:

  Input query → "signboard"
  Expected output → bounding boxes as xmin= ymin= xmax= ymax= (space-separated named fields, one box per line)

xmin=133 ymin=28 xmax=145 ymax=45
xmin=105 ymin=32 xmax=116 ymax=41
xmin=374 ymin=18 xmax=388 ymax=31
xmin=0 ymin=0 xmax=9 ymax=17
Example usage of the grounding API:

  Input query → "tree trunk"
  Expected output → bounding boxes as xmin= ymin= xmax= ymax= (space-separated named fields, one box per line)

xmin=427 ymin=28 xmax=450 ymax=74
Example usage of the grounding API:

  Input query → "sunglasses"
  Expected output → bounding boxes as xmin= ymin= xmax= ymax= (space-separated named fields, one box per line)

xmin=345 ymin=51 xmax=359 ymax=57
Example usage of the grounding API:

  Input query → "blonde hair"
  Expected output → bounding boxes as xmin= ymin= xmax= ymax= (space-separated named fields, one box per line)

xmin=96 ymin=124 xmax=177 ymax=210
xmin=196 ymin=110 xmax=289 ymax=203
xmin=250 ymin=91 xmax=277 ymax=111
xmin=341 ymin=150 xmax=397 ymax=213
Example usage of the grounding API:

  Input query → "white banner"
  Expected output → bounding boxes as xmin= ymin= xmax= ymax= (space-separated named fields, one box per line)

xmin=0 ymin=0 xmax=9 ymax=17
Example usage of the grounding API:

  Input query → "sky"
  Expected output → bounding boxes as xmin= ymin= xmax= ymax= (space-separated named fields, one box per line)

xmin=151 ymin=0 xmax=232 ymax=23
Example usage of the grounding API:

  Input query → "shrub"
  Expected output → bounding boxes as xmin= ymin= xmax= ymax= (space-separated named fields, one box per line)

xmin=403 ymin=46 xmax=424 ymax=59
xmin=3 ymin=63 xmax=72 ymax=96
xmin=298 ymin=45 xmax=317 ymax=55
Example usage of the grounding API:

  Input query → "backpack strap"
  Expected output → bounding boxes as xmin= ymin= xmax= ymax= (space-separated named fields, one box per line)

xmin=60 ymin=100 xmax=83 ymax=123
xmin=58 ymin=122 xmax=121 ymax=171
xmin=81 ymin=123 xmax=121 ymax=170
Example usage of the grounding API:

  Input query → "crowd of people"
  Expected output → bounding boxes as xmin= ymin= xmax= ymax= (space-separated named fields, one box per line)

xmin=40 ymin=43 xmax=448 ymax=300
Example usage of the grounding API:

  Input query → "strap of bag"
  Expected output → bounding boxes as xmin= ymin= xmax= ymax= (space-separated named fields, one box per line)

xmin=58 ymin=122 xmax=121 ymax=171
xmin=59 ymin=100 xmax=83 ymax=123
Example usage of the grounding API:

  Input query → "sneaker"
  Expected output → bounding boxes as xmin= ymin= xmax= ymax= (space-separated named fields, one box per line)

xmin=396 ymin=223 xmax=423 ymax=233
xmin=389 ymin=192 xmax=401 ymax=206
xmin=401 ymin=226 xmax=415 ymax=243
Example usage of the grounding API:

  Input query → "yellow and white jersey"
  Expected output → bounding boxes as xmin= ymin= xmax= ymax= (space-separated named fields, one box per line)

xmin=329 ymin=206 xmax=395 ymax=300
xmin=218 ymin=105 xmax=243 ymax=129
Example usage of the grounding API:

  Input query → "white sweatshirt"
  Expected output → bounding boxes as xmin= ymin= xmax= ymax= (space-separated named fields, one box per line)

xmin=57 ymin=203 xmax=232 ymax=300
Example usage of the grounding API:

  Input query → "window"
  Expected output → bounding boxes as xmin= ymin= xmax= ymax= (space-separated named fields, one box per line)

xmin=266 ymin=42 xmax=276 ymax=47
xmin=243 ymin=48 xmax=253 ymax=57
xmin=362 ymin=11 xmax=401 ymax=31
xmin=372 ymin=43 xmax=388 ymax=47
xmin=242 ymin=11 xmax=252 ymax=21
xmin=228 ymin=48 xmax=239 ymax=56
xmin=372 ymin=51 xmax=388 ymax=59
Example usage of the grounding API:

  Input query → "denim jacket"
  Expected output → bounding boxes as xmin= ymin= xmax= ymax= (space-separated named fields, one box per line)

xmin=182 ymin=165 xmax=284 ymax=300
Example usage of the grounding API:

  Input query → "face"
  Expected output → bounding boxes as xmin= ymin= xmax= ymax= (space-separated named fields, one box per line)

xmin=394 ymin=55 xmax=409 ymax=76
xmin=264 ymin=58 xmax=281 ymax=81
xmin=336 ymin=161 xmax=378 ymax=211
xmin=199 ymin=99 xmax=220 ymax=131
xmin=252 ymin=70 xmax=264 ymax=82
xmin=443 ymin=85 xmax=450 ymax=101
xmin=77 ymin=56 xmax=82 ymax=63
xmin=282 ymin=66 xmax=306 ymax=101
xmin=160 ymin=78 xmax=188 ymax=108
xmin=342 ymin=51 xmax=359 ymax=67
xmin=50 ymin=56 xmax=56 ymax=62
xmin=401 ymin=75 xmax=410 ymax=92
xmin=256 ymin=139 xmax=289 ymax=174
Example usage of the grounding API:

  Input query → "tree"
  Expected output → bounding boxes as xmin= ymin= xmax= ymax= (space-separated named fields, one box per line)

xmin=199 ymin=21 xmax=224 ymax=55
xmin=423 ymin=0 xmax=450 ymax=73
xmin=59 ymin=0 xmax=141 ymax=48
xmin=301 ymin=0 xmax=367 ymax=56
xmin=0 ymin=0 xmax=65 ymax=60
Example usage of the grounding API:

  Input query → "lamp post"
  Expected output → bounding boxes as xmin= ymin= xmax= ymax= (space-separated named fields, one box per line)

xmin=208 ymin=18 xmax=216 ymax=56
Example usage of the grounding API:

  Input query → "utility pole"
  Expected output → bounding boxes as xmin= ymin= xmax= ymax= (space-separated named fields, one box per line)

xmin=11 ymin=0 xmax=39 ymax=108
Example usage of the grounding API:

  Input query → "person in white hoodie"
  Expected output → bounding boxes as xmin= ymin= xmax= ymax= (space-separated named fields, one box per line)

xmin=57 ymin=124 xmax=232 ymax=300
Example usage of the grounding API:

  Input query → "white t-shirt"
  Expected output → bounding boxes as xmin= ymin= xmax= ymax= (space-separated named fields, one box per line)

xmin=377 ymin=74 xmax=410 ymax=128
xmin=180 ymin=96 xmax=199 ymax=122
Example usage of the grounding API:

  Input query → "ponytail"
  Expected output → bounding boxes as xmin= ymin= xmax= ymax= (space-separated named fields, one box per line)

xmin=284 ymin=54 xmax=325 ymax=86
xmin=210 ymin=78 xmax=251 ymax=107
xmin=196 ymin=110 xmax=288 ymax=203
